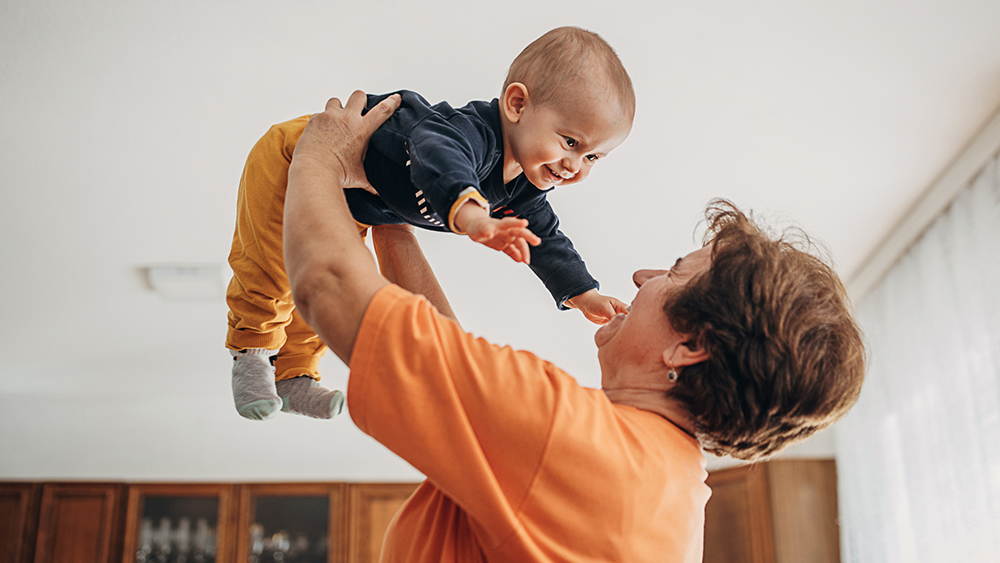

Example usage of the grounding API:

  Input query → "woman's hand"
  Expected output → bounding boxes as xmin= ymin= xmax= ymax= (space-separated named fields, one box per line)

xmin=292 ymin=91 xmax=401 ymax=192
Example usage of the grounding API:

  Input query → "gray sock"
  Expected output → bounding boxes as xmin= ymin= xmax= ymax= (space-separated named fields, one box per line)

xmin=275 ymin=376 xmax=345 ymax=419
xmin=230 ymin=348 xmax=282 ymax=420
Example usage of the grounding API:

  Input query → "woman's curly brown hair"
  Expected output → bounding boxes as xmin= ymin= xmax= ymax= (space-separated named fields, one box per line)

xmin=665 ymin=200 xmax=866 ymax=460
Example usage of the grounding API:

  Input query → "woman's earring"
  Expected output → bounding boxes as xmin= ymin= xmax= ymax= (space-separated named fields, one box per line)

xmin=667 ymin=367 xmax=678 ymax=382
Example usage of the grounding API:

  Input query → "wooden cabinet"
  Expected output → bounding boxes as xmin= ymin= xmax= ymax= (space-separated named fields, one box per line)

xmin=346 ymin=483 xmax=420 ymax=563
xmin=0 ymin=483 xmax=41 ymax=563
xmin=0 ymin=471 xmax=841 ymax=563
xmin=704 ymin=463 xmax=774 ymax=563
xmin=121 ymin=483 xmax=236 ymax=563
xmin=33 ymin=483 xmax=125 ymax=563
xmin=0 ymin=481 xmax=419 ymax=563
xmin=235 ymin=483 xmax=348 ymax=563
xmin=703 ymin=459 xmax=840 ymax=563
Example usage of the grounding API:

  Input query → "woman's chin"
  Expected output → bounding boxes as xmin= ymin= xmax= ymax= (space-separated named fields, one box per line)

xmin=594 ymin=312 xmax=626 ymax=348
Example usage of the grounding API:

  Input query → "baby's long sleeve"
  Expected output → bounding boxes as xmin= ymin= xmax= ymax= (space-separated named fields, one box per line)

xmin=360 ymin=91 xmax=598 ymax=309
xmin=364 ymin=91 xmax=499 ymax=233
xmin=518 ymin=200 xmax=599 ymax=309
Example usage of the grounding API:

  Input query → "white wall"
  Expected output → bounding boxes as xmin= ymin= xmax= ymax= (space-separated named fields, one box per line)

xmin=4 ymin=0 xmax=1000 ymax=481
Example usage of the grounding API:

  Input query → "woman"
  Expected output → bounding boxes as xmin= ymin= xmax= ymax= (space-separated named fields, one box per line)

xmin=283 ymin=92 xmax=865 ymax=562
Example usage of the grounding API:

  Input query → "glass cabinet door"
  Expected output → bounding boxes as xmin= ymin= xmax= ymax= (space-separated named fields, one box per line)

xmin=123 ymin=484 xmax=236 ymax=563
xmin=236 ymin=484 xmax=347 ymax=563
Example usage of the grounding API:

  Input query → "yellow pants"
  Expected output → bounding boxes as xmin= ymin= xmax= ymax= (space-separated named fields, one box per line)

xmin=226 ymin=115 xmax=367 ymax=382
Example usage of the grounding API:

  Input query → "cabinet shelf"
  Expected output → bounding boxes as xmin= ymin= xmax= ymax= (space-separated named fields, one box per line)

xmin=122 ymin=484 xmax=236 ymax=563
xmin=235 ymin=483 xmax=347 ymax=563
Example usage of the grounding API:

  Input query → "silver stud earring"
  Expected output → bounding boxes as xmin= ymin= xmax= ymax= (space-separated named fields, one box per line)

xmin=667 ymin=367 xmax=678 ymax=382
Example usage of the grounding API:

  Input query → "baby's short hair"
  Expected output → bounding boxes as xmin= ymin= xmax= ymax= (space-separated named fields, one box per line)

xmin=503 ymin=27 xmax=635 ymax=120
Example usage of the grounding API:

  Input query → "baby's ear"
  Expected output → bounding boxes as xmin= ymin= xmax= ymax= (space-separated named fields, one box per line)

xmin=502 ymin=82 xmax=529 ymax=122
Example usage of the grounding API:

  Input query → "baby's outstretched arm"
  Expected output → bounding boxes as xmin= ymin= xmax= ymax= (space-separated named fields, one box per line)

xmin=564 ymin=289 xmax=628 ymax=325
xmin=453 ymin=200 xmax=541 ymax=264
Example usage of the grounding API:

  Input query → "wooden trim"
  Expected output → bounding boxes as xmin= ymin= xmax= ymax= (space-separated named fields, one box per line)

xmin=847 ymin=102 xmax=1000 ymax=301
xmin=329 ymin=484 xmax=349 ymax=563
xmin=121 ymin=484 xmax=235 ymax=563
xmin=120 ymin=487 xmax=143 ymax=562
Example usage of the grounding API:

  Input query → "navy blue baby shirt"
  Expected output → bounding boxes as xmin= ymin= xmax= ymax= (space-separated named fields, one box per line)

xmin=345 ymin=90 xmax=598 ymax=309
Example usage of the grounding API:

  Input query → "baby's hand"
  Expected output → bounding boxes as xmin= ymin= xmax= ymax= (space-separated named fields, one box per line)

xmin=565 ymin=289 xmax=628 ymax=325
xmin=465 ymin=215 xmax=541 ymax=265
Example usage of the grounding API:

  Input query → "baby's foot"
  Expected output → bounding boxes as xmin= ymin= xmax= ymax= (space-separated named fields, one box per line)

xmin=275 ymin=376 xmax=345 ymax=419
xmin=230 ymin=349 xmax=282 ymax=420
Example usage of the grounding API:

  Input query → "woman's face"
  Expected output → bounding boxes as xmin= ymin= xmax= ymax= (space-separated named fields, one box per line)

xmin=596 ymin=247 xmax=712 ymax=387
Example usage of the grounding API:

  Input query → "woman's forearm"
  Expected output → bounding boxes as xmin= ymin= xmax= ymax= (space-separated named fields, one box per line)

xmin=371 ymin=225 xmax=459 ymax=324
xmin=283 ymin=92 xmax=400 ymax=364
xmin=284 ymin=155 xmax=387 ymax=364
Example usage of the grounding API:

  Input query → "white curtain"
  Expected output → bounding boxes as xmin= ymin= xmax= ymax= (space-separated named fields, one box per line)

xmin=835 ymin=152 xmax=1000 ymax=562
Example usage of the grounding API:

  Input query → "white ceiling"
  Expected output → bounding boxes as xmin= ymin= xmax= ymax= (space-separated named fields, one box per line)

xmin=2 ymin=0 xmax=999 ymax=481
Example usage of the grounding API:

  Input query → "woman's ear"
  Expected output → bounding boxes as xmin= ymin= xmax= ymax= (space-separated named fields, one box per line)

xmin=502 ymin=82 xmax=529 ymax=123
xmin=662 ymin=335 xmax=709 ymax=369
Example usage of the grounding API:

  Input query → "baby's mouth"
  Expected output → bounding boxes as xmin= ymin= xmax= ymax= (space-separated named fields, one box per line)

xmin=545 ymin=165 xmax=563 ymax=183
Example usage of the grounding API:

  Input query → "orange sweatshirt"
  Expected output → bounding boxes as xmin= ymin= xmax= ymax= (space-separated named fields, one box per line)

xmin=349 ymin=284 xmax=711 ymax=562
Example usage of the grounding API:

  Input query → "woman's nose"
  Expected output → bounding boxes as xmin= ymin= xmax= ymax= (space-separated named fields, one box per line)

xmin=633 ymin=269 xmax=668 ymax=288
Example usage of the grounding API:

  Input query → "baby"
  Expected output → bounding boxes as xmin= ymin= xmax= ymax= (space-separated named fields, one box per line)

xmin=226 ymin=26 xmax=636 ymax=420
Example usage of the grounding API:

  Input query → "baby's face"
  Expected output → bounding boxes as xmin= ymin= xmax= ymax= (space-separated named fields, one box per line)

xmin=508 ymin=83 xmax=631 ymax=190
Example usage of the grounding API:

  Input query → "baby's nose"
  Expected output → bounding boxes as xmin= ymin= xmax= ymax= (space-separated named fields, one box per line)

xmin=562 ymin=157 xmax=581 ymax=175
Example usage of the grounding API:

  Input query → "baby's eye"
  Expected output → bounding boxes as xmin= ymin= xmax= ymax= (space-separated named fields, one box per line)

xmin=563 ymin=136 xmax=578 ymax=148
xmin=585 ymin=154 xmax=599 ymax=163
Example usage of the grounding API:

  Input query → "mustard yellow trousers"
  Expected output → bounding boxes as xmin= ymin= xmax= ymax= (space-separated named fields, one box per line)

xmin=226 ymin=116 xmax=366 ymax=381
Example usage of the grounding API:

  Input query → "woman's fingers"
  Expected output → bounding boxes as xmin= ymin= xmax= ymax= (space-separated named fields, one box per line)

xmin=356 ymin=91 xmax=401 ymax=135
xmin=324 ymin=96 xmax=343 ymax=111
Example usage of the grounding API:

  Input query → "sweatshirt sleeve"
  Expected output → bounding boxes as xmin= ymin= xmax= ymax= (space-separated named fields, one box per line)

xmin=520 ymin=200 xmax=600 ymax=309
xmin=348 ymin=285 xmax=567 ymax=549
xmin=406 ymin=113 xmax=494 ymax=233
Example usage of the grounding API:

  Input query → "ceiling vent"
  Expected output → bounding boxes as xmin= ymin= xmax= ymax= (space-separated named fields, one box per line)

xmin=139 ymin=263 xmax=229 ymax=300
